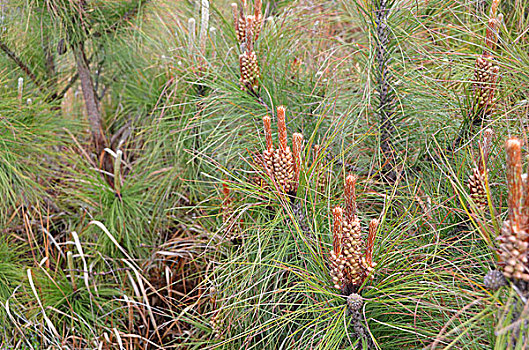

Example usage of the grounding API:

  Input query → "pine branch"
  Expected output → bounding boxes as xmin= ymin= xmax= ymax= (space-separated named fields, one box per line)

xmin=373 ymin=0 xmax=396 ymax=180
xmin=0 ymin=40 xmax=48 ymax=95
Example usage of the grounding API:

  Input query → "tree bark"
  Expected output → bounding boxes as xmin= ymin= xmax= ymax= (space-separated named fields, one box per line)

xmin=73 ymin=42 xmax=106 ymax=158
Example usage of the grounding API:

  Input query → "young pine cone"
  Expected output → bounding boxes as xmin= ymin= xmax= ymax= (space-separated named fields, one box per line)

xmin=347 ymin=293 xmax=363 ymax=313
xmin=484 ymin=270 xmax=507 ymax=291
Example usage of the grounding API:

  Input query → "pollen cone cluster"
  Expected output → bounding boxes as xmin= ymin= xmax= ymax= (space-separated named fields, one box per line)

xmin=255 ymin=106 xmax=303 ymax=196
xmin=497 ymin=138 xmax=529 ymax=286
xmin=329 ymin=175 xmax=378 ymax=293
xmin=468 ymin=128 xmax=493 ymax=209
xmin=239 ymin=50 xmax=259 ymax=91
xmin=232 ymin=1 xmax=262 ymax=91
xmin=473 ymin=56 xmax=500 ymax=118
xmin=232 ymin=0 xmax=262 ymax=44
xmin=472 ymin=2 xmax=502 ymax=121
xmin=468 ymin=168 xmax=488 ymax=208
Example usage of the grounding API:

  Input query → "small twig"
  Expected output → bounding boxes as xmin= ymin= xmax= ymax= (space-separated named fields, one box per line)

xmin=0 ymin=40 xmax=47 ymax=95
xmin=246 ymin=87 xmax=272 ymax=115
